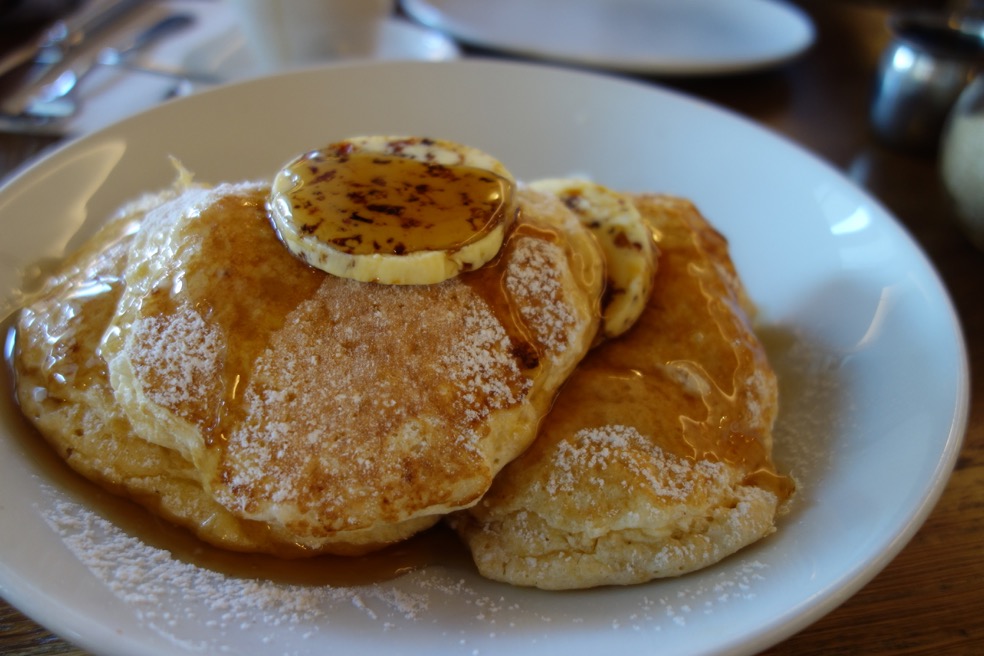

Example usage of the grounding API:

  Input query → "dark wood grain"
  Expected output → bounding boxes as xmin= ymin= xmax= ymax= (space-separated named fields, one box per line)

xmin=2 ymin=1 xmax=981 ymax=654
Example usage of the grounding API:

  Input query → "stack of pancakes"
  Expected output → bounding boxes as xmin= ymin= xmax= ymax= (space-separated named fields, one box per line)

xmin=450 ymin=195 xmax=794 ymax=589
xmin=12 ymin=145 xmax=792 ymax=588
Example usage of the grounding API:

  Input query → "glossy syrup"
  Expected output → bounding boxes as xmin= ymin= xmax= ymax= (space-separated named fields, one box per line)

xmin=5 ymin=300 xmax=468 ymax=588
xmin=4 ymin=191 xmax=476 ymax=585
xmin=56 ymin=187 xmax=560 ymax=572
xmin=279 ymin=150 xmax=514 ymax=255
xmin=545 ymin=208 xmax=796 ymax=502
xmin=6 ymin=184 xmax=793 ymax=590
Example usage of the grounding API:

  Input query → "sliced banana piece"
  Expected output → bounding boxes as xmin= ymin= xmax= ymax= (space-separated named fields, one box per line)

xmin=269 ymin=136 xmax=516 ymax=285
xmin=530 ymin=178 xmax=657 ymax=339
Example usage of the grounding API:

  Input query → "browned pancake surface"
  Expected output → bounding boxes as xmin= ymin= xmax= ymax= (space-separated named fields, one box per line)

xmin=15 ymin=182 xmax=604 ymax=556
xmin=451 ymin=194 xmax=794 ymax=589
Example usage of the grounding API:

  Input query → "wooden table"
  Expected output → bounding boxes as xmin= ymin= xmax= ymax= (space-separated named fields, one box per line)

xmin=1 ymin=1 xmax=981 ymax=653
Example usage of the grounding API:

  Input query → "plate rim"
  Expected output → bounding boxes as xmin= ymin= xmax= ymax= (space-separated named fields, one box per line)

xmin=0 ymin=58 xmax=970 ymax=656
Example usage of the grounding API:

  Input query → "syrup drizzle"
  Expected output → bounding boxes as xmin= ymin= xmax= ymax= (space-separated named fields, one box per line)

xmin=7 ymin=184 xmax=793 ymax=590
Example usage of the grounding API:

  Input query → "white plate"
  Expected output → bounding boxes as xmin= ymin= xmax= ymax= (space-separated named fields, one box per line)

xmin=0 ymin=60 xmax=968 ymax=656
xmin=401 ymin=0 xmax=815 ymax=74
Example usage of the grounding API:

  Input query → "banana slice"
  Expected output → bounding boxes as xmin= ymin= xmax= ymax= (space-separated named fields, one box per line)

xmin=269 ymin=136 xmax=516 ymax=285
xmin=530 ymin=178 xmax=657 ymax=339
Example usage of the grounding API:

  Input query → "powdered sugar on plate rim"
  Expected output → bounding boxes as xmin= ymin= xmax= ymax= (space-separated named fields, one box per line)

xmin=37 ymin=484 xmax=783 ymax=655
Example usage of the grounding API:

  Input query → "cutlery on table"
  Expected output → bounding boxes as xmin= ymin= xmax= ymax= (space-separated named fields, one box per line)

xmin=2 ymin=12 xmax=218 ymax=124
xmin=94 ymin=15 xmax=221 ymax=85
xmin=0 ymin=0 xmax=145 ymax=79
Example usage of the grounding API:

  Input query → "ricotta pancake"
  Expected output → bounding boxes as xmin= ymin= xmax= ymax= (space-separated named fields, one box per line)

xmin=12 ymin=188 xmax=284 ymax=551
xmin=13 ymin=178 xmax=606 ymax=556
xmin=450 ymin=194 xmax=794 ymax=589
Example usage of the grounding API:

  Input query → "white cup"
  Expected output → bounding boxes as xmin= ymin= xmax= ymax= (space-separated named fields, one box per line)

xmin=941 ymin=75 xmax=984 ymax=251
xmin=228 ymin=0 xmax=395 ymax=72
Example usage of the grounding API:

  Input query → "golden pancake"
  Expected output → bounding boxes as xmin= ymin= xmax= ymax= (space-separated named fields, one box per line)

xmin=13 ymin=180 xmax=606 ymax=556
xmin=12 ymin=188 xmax=287 ymax=551
xmin=450 ymin=194 xmax=794 ymax=589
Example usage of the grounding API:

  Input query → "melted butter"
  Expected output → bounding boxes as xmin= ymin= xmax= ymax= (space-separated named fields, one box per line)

xmin=281 ymin=150 xmax=514 ymax=255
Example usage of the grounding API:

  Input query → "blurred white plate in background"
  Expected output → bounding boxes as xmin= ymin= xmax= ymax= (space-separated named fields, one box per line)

xmin=401 ymin=0 xmax=815 ymax=74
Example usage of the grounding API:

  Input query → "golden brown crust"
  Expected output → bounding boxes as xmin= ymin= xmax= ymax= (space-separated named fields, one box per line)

xmin=13 ymin=190 xmax=299 ymax=554
xmin=13 ymin=182 xmax=605 ymax=556
xmin=450 ymin=194 xmax=793 ymax=589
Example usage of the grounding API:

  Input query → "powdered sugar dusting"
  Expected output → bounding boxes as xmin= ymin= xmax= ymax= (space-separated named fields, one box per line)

xmin=41 ymin=494 xmax=431 ymax=652
xmin=759 ymin=325 xmax=845 ymax=490
xmin=39 ymin=483 xmax=778 ymax=654
xmin=544 ymin=425 xmax=726 ymax=499
xmin=505 ymin=238 xmax=578 ymax=359
xmin=129 ymin=305 xmax=222 ymax=421
xmin=213 ymin=277 xmax=532 ymax=531
xmin=441 ymin=308 xmax=529 ymax=417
